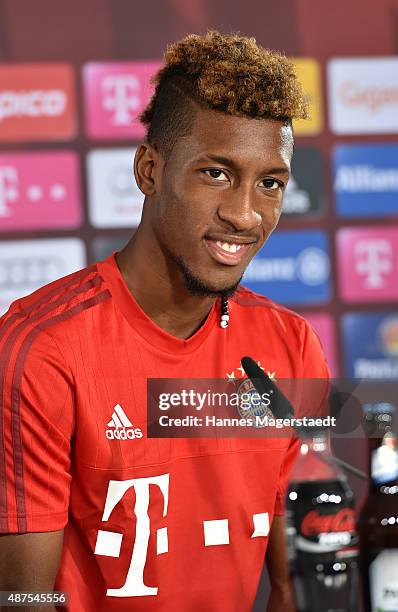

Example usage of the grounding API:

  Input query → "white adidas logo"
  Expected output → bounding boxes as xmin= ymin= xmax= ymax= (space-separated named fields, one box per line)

xmin=106 ymin=404 xmax=143 ymax=440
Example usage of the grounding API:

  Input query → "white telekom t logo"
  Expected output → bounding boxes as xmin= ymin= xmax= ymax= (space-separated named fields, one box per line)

xmin=95 ymin=474 xmax=169 ymax=597
xmin=94 ymin=473 xmax=270 ymax=598
xmin=0 ymin=167 xmax=19 ymax=217
xmin=102 ymin=75 xmax=141 ymax=125
xmin=354 ymin=239 xmax=392 ymax=288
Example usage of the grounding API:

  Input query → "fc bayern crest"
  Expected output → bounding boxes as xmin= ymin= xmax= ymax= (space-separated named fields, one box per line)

xmin=236 ymin=378 xmax=273 ymax=427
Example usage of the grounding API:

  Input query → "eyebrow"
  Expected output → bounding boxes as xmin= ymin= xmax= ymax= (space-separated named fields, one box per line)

xmin=196 ymin=154 xmax=290 ymax=175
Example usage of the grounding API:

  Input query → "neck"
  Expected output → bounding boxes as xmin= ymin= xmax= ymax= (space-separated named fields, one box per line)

xmin=116 ymin=229 xmax=217 ymax=339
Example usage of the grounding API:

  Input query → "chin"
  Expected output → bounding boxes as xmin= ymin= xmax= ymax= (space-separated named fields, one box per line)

xmin=174 ymin=254 xmax=242 ymax=297
xmin=187 ymin=273 xmax=241 ymax=298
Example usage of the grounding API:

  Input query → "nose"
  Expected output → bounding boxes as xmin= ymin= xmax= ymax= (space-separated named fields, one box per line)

xmin=216 ymin=184 xmax=262 ymax=232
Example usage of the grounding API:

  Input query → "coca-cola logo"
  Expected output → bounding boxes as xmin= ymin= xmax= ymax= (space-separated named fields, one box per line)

xmin=301 ymin=508 xmax=355 ymax=536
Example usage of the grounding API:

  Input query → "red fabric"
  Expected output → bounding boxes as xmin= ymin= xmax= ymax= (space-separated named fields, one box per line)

xmin=0 ymin=254 xmax=329 ymax=611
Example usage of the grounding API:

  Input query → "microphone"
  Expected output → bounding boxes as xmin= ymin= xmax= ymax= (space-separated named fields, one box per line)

xmin=241 ymin=356 xmax=294 ymax=419
xmin=241 ymin=356 xmax=367 ymax=480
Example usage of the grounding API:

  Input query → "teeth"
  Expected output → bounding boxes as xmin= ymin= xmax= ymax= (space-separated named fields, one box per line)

xmin=216 ymin=241 xmax=242 ymax=253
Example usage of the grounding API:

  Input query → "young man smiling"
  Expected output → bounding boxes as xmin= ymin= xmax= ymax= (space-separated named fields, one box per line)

xmin=0 ymin=32 xmax=329 ymax=611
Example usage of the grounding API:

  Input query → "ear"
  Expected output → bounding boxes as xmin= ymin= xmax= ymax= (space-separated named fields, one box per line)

xmin=133 ymin=143 xmax=162 ymax=196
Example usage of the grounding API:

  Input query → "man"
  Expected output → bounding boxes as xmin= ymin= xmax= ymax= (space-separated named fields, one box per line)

xmin=0 ymin=31 xmax=328 ymax=611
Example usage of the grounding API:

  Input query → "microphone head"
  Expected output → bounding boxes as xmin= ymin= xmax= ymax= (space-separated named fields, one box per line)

xmin=241 ymin=356 xmax=294 ymax=419
xmin=241 ymin=356 xmax=263 ymax=380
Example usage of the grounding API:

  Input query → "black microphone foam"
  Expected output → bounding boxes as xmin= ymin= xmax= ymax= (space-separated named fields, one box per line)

xmin=241 ymin=356 xmax=294 ymax=419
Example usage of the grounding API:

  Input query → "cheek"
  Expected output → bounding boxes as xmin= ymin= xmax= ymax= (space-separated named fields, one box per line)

xmin=156 ymin=192 xmax=202 ymax=245
xmin=260 ymin=198 xmax=283 ymax=229
xmin=164 ymin=181 xmax=213 ymax=233
xmin=156 ymin=182 xmax=186 ymax=226
xmin=272 ymin=202 xmax=283 ymax=225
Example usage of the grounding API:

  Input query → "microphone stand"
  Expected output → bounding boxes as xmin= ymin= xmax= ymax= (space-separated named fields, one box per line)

xmin=240 ymin=356 xmax=368 ymax=481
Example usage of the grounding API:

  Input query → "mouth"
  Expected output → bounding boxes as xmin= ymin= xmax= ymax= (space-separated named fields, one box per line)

xmin=204 ymin=236 xmax=255 ymax=266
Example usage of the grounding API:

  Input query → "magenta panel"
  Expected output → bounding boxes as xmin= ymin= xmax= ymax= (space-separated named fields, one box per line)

xmin=0 ymin=151 xmax=82 ymax=231
xmin=83 ymin=61 xmax=162 ymax=140
xmin=305 ymin=313 xmax=338 ymax=377
xmin=337 ymin=226 xmax=398 ymax=303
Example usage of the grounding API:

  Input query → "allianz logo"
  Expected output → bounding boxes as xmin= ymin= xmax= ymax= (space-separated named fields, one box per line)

xmin=335 ymin=165 xmax=398 ymax=192
xmin=246 ymin=257 xmax=295 ymax=281
xmin=244 ymin=247 xmax=329 ymax=286
xmin=106 ymin=403 xmax=143 ymax=440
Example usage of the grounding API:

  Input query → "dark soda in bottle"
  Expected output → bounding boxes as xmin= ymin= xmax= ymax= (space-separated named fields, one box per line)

xmin=286 ymin=431 xmax=359 ymax=612
xmin=359 ymin=402 xmax=398 ymax=612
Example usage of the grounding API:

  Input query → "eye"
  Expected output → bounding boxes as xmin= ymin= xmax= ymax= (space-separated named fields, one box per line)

xmin=203 ymin=168 xmax=229 ymax=182
xmin=261 ymin=178 xmax=283 ymax=190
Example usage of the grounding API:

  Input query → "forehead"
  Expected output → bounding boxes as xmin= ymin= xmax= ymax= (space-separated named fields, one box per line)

xmin=178 ymin=108 xmax=293 ymax=169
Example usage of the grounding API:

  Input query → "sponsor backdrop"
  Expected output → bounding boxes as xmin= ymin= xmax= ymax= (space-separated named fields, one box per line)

xmin=1 ymin=2 xmax=397 ymax=607
xmin=1 ymin=0 xmax=398 ymax=383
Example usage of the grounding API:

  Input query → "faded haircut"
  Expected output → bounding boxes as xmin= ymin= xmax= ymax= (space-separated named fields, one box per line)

xmin=140 ymin=30 xmax=308 ymax=157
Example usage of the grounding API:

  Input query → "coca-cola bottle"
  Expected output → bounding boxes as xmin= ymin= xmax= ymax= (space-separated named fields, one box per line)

xmin=285 ymin=430 xmax=359 ymax=612
xmin=359 ymin=402 xmax=398 ymax=612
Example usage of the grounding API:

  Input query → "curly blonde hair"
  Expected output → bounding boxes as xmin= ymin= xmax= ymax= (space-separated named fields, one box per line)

xmin=141 ymin=31 xmax=308 ymax=156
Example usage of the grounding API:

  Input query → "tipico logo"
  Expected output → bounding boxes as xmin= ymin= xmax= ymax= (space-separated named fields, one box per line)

xmin=0 ymin=63 xmax=76 ymax=141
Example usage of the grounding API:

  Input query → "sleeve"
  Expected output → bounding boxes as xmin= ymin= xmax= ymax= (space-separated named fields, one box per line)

xmin=274 ymin=319 xmax=331 ymax=516
xmin=299 ymin=321 xmax=332 ymax=424
xmin=0 ymin=314 xmax=74 ymax=534
xmin=301 ymin=320 xmax=331 ymax=380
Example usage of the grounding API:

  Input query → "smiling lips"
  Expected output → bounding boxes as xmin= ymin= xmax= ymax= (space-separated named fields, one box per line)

xmin=205 ymin=238 xmax=254 ymax=265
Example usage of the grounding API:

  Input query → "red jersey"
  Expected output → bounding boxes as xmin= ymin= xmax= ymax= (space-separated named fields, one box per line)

xmin=0 ymin=254 xmax=329 ymax=611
